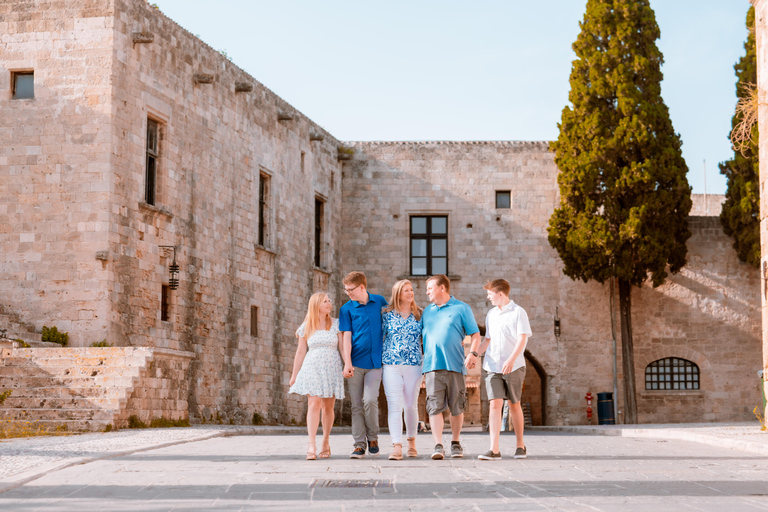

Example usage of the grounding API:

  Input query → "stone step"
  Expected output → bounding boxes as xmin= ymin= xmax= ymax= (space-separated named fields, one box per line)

xmin=3 ymin=396 xmax=122 ymax=410
xmin=0 ymin=365 xmax=144 ymax=378
xmin=0 ymin=355 xmax=151 ymax=368
xmin=0 ymin=419 xmax=114 ymax=432
xmin=0 ymin=385 xmax=127 ymax=399
xmin=0 ymin=407 xmax=117 ymax=422
xmin=0 ymin=376 xmax=136 ymax=389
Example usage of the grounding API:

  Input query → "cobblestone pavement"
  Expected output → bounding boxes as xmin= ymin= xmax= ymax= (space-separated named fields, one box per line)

xmin=0 ymin=425 xmax=767 ymax=511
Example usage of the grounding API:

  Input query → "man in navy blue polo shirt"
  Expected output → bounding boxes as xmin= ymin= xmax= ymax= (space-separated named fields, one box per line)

xmin=339 ymin=271 xmax=388 ymax=459
xmin=422 ymin=274 xmax=481 ymax=460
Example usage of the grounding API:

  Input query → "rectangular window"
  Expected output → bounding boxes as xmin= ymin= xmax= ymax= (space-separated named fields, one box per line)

xmin=301 ymin=151 xmax=306 ymax=173
xmin=250 ymin=306 xmax=258 ymax=336
xmin=12 ymin=71 xmax=34 ymax=99
xmin=145 ymin=119 xmax=159 ymax=205
xmin=314 ymin=197 xmax=324 ymax=267
xmin=161 ymin=285 xmax=170 ymax=322
xmin=410 ymin=215 xmax=448 ymax=276
xmin=496 ymin=190 xmax=511 ymax=209
xmin=258 ymin=173 xmax=270 ymax=247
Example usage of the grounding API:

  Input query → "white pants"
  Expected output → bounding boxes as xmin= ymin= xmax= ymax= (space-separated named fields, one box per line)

xmin=382 ymin=364 xmax=423 ymax=444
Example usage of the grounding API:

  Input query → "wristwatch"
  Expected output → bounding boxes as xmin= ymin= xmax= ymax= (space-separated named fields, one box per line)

xmin=470 ymin=351 xmax=478 ymax=357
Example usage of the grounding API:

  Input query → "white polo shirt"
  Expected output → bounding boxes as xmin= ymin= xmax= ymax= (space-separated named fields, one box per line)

xmin=483 ymin=299 xmax=532 ymax=374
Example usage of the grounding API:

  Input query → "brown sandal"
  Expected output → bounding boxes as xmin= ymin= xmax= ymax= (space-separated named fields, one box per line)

xmin=319 ymin=441 xmax=331 ymax=458
xmin=307 ymin=442 xmax=317 ymax=460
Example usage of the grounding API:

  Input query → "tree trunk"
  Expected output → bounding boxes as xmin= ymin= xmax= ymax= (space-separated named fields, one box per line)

xmin=618 ymin=278 xmax=638 ymax=424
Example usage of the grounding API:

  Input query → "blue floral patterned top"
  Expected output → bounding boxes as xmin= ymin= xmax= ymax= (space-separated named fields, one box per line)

xmin=382 ymin=310 xmax=423 ymax=366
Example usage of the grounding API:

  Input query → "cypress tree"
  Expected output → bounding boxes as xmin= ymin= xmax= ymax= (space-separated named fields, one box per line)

xmin=548 ymin=0 xmax=692 ymax=424
xmin=720 ymin=6 xmax=759 ymax=268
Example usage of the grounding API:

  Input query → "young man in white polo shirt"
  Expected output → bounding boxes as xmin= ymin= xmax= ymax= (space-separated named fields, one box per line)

xmin=477 ymin=279 xmax=532 ymax=460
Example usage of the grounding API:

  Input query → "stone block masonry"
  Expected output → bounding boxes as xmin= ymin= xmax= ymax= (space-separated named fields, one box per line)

xmin=342 ymin=141 xmax=761 ymax=425
xmin=1 ymin=0 xmax=344 ymax=426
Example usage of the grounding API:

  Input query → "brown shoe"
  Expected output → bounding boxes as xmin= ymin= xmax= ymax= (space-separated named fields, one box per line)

xmin=406 ymin=437 xmax=418 ymax=457
xmin=388 ymin=443 xmax=403 ymax=460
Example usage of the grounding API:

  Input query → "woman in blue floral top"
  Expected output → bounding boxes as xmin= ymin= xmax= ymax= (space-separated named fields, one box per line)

xmin=381 ymin=279 xmax=423 ymax=460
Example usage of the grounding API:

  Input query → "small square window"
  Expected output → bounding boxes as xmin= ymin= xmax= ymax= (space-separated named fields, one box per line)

xmin=12 ymin=72 xmax=34 ymax=99
xmin=495 ymin=191 xmax=511 ymax=209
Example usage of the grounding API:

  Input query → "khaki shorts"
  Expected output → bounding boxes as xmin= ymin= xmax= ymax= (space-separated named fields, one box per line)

xmin=425 ymin=370 xmax=467 ymax=417
xmin=485 ymin=366 xmax=526 ymax=403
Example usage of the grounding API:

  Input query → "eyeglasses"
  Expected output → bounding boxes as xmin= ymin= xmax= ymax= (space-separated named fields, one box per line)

xmin=344 ymin=284 xmax=361 ymax=294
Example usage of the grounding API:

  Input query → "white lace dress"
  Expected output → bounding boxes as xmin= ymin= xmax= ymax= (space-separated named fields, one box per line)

xmin=289 ymin=318 xmax=345 ymax=399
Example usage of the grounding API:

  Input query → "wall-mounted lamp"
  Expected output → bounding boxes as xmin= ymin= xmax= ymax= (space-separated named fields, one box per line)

xmin=159 ymin=245 xmax=180 ymax=290
xmin=554 ymin=306 xmax=561 ymax=338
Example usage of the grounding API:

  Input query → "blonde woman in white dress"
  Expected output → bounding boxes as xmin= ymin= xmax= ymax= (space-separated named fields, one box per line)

xmin=289 ymin=292 xmax=349 ymax=459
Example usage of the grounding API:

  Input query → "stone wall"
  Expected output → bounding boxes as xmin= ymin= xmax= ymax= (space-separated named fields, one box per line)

xmin=341 ymin=141 xmax=762 ymax=425
xmin=1 ymin=0 xmax=345 ymax=426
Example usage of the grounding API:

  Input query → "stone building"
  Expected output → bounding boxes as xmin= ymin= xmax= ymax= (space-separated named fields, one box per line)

xmin=0 ymin=0 xmax=763 ymax=429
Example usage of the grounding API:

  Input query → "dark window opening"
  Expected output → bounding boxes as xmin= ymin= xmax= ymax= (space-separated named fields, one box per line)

xmin=410 ymin=215 xmax=448 ymax=276
xmin=250 ymin=306 xmax=258 ymax=337
xmin=145 ymin=119 xmax=159 ymax=205
xmin=314 ymin=198 xmax=324 ymax=267
xmin=645 ymin=357 xmax=699 ymax=390
xmin=12 ymin=72 xmax=34 ymax=99
xmin=161 ymin=285 xmax=171 ymax=322
xmin=301 ymin=151 xmax=306 ymax=173
xmin=496 ymin=190 xmax=511 ymax=209
xmin=258 ymin=173 xmax=269 ymax=246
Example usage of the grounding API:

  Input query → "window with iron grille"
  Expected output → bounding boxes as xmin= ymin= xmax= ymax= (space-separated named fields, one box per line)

xmin=12 ymin=71 xmax=34 ymax=99
xmin=410 ymin=216 xmax=448 ymax=276
xmin=314 ymin=197 xmax=324 ymax=267
xmin=645 ymin=357 xmax=699 ymax=390
xmin=145 ymin=119 xmax=159 ymax=205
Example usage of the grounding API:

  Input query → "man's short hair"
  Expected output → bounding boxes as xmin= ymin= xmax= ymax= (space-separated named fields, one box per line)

xmin=483 ymin=279 xmax=510 ymax=296
xmin=343 ymin=271 xmax=367 ymax=288
xmin=427 ymin=274 xmax=450 ymax=293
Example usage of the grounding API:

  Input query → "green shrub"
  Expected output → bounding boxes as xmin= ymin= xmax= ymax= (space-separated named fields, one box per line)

xmin=41 ymin=326 xmax=68 ymax=346
xmin=149 ymin=417 xmax=190 ymax=428
xmin=127 ymin=415 xmax=147 ymax=429
xmin=0 ymin=390 xmax=11 ymax=406
xmin=15 ymin=339 xmax=30 ymax=348
xmin=90 ymin=339 xmax=112 ymax=347
xmin=252 ymin=412 xmax=264 ymax=425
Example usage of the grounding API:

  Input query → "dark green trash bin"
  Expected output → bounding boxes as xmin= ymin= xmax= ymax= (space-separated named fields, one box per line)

xmin=597 ymin=392 xmax=615 ymax=425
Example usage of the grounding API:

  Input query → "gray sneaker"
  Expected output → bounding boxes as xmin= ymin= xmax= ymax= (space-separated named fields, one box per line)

xmin=514 ymin=446 xmax=527 ymax=459
xmin=478 ymin=450 xmax=501 ymax=461
xmin=431 ymin=444 xmax=445 ymax=460
xmin=450 ymin=441 xmax=464 ymax=458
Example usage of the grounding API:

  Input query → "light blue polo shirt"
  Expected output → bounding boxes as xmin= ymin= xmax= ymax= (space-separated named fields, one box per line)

xmin=339 ymin=293 xmax=388 ymax=369
xmin=421 ymin=296 xmax=479 ymax=375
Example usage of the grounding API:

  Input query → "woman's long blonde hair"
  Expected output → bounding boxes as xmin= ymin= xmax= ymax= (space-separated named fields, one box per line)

xmin=300 ymin=292 xmax=332 ymax=340
xmin=383 ymin=280 xmax=422 ymax=320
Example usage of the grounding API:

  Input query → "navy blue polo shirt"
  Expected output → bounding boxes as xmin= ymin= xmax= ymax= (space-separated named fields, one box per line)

xmin=339 ymin=293 xmax=388 ymax=369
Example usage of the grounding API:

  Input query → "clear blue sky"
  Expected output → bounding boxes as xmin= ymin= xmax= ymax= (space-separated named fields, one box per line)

xmin=153 ymin=0 xmax=750 ymax=195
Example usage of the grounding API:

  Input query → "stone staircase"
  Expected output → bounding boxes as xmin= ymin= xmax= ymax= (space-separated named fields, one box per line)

xmin=0 ymin=306 xmax=43 ymax=344
xmin=0 ymin=347 xmax=156 ymax=431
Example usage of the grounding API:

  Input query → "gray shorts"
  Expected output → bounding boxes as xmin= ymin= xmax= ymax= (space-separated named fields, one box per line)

xmin=425 ymin=370 xmax=467 ymax=417
xmin=485 ymin=366 xmax=526 ymax=403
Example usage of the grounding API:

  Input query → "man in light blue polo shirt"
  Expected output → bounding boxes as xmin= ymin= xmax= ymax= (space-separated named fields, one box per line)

xmin=422 ymin=274 xmax=481 ymax=460
xmin=339 ymin=271 xmax=388 ymax=459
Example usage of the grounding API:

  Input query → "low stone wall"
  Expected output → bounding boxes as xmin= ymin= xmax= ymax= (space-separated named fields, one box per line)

xmin=116 ymin=348 xmax=195 ymax=427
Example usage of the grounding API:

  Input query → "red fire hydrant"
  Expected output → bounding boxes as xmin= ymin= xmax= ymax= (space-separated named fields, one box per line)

xmin=585 ymin=392 xmax=593 ymax=425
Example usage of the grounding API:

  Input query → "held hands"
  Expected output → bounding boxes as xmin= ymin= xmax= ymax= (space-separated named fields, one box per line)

xmin=464 ymin=353 xmax=477 ymax=370
xmin=343 ymin=364 xmax=354 ymax=379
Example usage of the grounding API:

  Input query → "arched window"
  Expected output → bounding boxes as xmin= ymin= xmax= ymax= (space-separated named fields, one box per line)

xmin=645 ymin=358 xmax=699 ymax=390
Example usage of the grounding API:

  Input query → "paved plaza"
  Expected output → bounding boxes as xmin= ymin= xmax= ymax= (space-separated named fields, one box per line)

xmin=1 ymin=425 xmax=767 ymax=511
